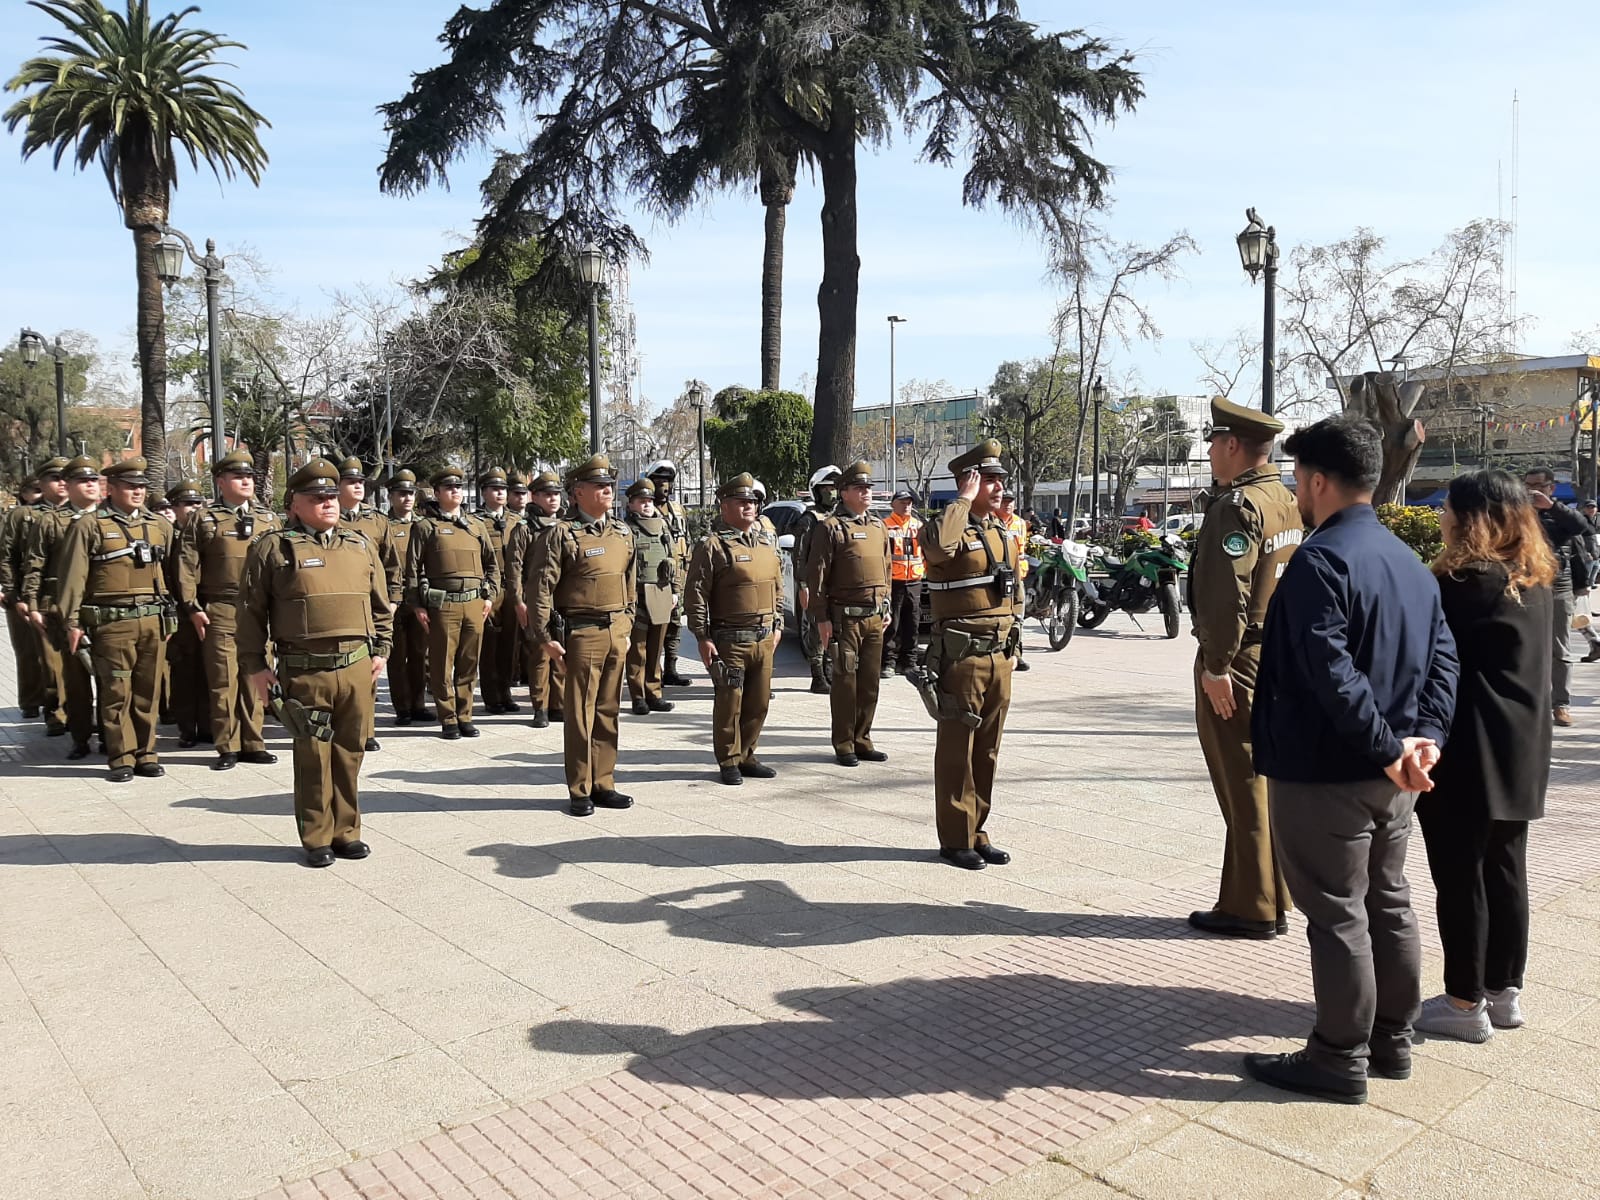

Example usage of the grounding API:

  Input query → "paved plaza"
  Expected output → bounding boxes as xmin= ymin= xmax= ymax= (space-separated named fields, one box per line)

xmin=1 ymin=619 xmax=1596 ymax=1200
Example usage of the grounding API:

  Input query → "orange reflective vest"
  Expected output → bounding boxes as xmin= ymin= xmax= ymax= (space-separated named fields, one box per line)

xmin=1002 ymin=513 xmax=1030 ymax=580
xmin=884 ymin=511 xmax=925 ymax=582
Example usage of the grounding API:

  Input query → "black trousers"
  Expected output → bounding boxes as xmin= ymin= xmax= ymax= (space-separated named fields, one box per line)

xmin=1416 ymin=805 xmax=1530 ymax=1002
xmin=887 ymin=580 xmax=923 ymax=666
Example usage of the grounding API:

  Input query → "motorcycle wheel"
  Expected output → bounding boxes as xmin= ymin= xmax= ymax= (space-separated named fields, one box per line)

xmin=1046 ymin=587 xmax=1078 ymax=650
xmin=1078 ymin=599 xmax=1111 ymax=629
xmin=1159 ymin=582 xmax=1182 ymax=639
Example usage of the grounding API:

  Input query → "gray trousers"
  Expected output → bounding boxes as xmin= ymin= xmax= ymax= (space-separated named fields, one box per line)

xmin=1269 ymin=777 xmax=1421 ymax=1079
xmin=1552 ymin=589 xmax=1574 ymax=708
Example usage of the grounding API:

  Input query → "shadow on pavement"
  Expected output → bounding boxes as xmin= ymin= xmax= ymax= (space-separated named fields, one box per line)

xmin=468 ymin=836 xmax=926 ymax=878
xmin=529 ymin=973 xmax=1309 ymax=1104
xmin=170 ymin=789 xmax=564 ymax=816
xmin=0 ymin=832 xmax=299 ymax=865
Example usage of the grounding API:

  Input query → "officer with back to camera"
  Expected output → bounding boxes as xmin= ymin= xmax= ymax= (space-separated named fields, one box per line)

xmin=646 ymin=460 xmax=694 ymax=687
xmin=238 ymin=458 xmax=393 ymax=868
xmin=177 ymin=449 xmax=282 ymax=771
xmin=792 ymin=464 xmax=842 ymax=694
xmin=383 ymin=470 xmax=430 ymax=725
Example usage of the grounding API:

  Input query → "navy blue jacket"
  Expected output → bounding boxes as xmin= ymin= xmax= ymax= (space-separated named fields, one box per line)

xmin=1253 ymin=504 xmax=1459 ymax=783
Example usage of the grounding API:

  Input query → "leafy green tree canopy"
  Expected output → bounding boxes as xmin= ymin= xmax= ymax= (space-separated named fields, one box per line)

xmin=705 ymin=389 xmax=813 ymax=498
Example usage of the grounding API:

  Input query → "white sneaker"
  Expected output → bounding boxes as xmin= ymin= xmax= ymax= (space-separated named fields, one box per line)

xmin=1485 ymin=986 xmax=1525 ymax=1029
xmin=1414 ymin=995 xmax=1493 ymax=1043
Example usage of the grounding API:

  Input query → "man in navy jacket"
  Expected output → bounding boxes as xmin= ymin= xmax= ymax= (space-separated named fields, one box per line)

xmin=1248 ymin=415 xmax=1459 ymax=1104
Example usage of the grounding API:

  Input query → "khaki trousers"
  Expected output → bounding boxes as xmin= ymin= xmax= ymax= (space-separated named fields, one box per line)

xmin=427 ymin=599 xmax=485 ymax=725
xmin=1194 ymin=651 xmax=1293 ymax=923
xmin=480 ymin=600 xmax=519 ymax=707
xmin=61 ymin=641 xmax=96 ymax=746
xmin=626 ymin=620 xmax=668 ymax=702
xmin=38 ymin=623 xmax=66 ymax=727
xmin=526 ymin=622 xmax=563 ymax=715
xmin=166 ymin=621 xmax=208 ymax=741
xmin=201 ymin=601 xmax=266 ymax=753
xmin=561 ymin=613 xmax=628 ymax=797
xmin=7 ymin=606 xmax=45 ymax=710
xmin=829 ymin=610 xmax=884 ymax=755
xmin=711 ymin=630 xmax=776 ymax=768
xmin=933 ymin=647 xmax=1013 ymax=851
xmin=284 ymin=659 xmax=370 ymax=850
xmin=388 ymin=607 xmax=428 ymax=713
xmin=91 ymin=614 xmax=167 ymax=770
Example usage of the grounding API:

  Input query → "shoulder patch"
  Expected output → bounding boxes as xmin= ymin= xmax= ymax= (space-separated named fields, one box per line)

xmin=1222 ymin=531 xmax=1251 ymax=558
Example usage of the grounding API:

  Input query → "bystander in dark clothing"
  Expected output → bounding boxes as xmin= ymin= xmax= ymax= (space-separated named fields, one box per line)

xmin=1048 ymin=509 xmax=1066 ymax=539
xmin=1247 ymin=415 xmax=1459 ymax=1105
xmin=1524 ymin=468 xmax=1588 ymax=723
xmin=1413 ymin=470 xmax=1555 ymax=1043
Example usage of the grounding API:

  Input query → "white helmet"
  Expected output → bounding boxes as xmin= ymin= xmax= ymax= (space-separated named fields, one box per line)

xmin=809 ymin=465 xmax=841 ymax=489
xmin=751 ymin=478 xmax=768 ymax=502
xmin=645 ymin=460 xmax=677 ymax=479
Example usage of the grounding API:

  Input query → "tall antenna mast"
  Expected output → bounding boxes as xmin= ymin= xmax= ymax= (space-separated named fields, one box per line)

xmin=1509 ymin=91 xmax=1520 ymax=342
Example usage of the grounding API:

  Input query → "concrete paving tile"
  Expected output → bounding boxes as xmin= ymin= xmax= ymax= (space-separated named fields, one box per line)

xmin=1197 ymin=1083 xmax=1422 ymax=1179
xmin=1553 ymin=998 xmax=1600 ymax=1048
xmin=445 ymin=1017 xmax=635 ymax=1104
xmin=1098 ymin=1124 xmax=1344 ymax=1199
xmin=1058 ymin=1104 xmax=1186 ymax=1172
xmin=1439 ymin=1081 xmax=1600 ymax=1184
xmin=1540 ymin=887 xmax=1600 ymax=919
xmin=1527 ymin=910 xmax=1600 ymax=953
xmin=1365 ymin=1128 xmax=1581 ymax=1200
xmin=970 ymin=1160 xmax=1089 ymax=1199
xmin=1490 ymin=1028 xmax=1600 ymax=1108
xmin=1520 ymin=941 xmax=1600 ymax=994
xmin=545 ymin=976 xmax=760 ymax=1057
xmin=289 ymin=1048 xmax=502 ymax=1152
xmin=1364 ymin=1058 xmax=1489 ymax=1124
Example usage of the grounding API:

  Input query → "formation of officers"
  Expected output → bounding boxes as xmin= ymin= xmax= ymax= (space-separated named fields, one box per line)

xmin=1 ymin=438 xmax=1037 ymax=870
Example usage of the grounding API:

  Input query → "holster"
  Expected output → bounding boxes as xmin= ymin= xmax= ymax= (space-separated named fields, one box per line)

xmin=159 ymin=601 xmax=179 ymax=639
xmin=710 ymin=658 xmax=745 ymax=691
xmin=268 ymin=687 xmax=335 ymax=743
xmin=832 ymin=643 xmax=859 ymax=674
xmin=424 ymin=587 xmax=448 ymax=610
xmin=912 ymin=636 xmax=983 ymax=728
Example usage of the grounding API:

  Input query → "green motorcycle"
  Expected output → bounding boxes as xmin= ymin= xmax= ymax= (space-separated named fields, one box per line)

xmin=1023 ymin=536 xmax=1093 ymax=650
xmin=1078 ymin=533 xmax=1189 ymax=639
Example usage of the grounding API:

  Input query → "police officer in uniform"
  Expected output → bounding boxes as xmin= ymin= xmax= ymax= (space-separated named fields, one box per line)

xmin=23 ymin=457 xmax=103 ymax=757
xmin=884 ymin=487 xmax=925 ymax=676
xmin=506 ymin=471 xmax=531 ymax=520
xmin=528 ymin=455 xmax=636 ymax=815
xmin=998 ymin=489 xmax=1031 ymax=672
xmin=1187 ymin=397 xmax=1304 ymax=938
xmin=238 ymin=459 xmax=393 ymax=867
xmin=792 ymin=465 xmax=841 ymax=694
xmin=162 ymin=479 xmax=210 ymax=746
xmin=646 ymin=461 xmax=693 ymax=686
xmin=176 ymin=450 xmax=281 ymax=770
xmin=919 ymin=440 xmax=1023 ymax=869
xmin=338 ymin=457 xmax=391 ymax=751
xmin=53 ymin=457 xmax=177 ymax=783
xmin=511 ymin=470 xmax=566 ymax=727
xmin=405 ymin=468 xmax=500 ymax=739
xmin=806 ymin=461 xmax=891 ymax=767
xmin=2 ymin=459 xmax=70 ymax=730
xmin=685 ymin=473 xmax=784 ymax=786
xmin=475 ymin=466 xmax=522 ymax=713
xmin=624 ymin=478 xmax=677 ymax=715
xmin=383 ymin=470 xmax=430 ymax=725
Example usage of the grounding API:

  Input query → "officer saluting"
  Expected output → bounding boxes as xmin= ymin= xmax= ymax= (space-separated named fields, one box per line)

xmin=405 ymin=468 xmax=500 ymax=739
xmin=528 ymin=455 xmax=635 ymax=815
xmin=239 ymin=459 xmax=393 ymax=868
xmin=1188 ymin=397 xmax=1303 ymax=938
xmin=510 ymin=470 xmax=567 ymax=728
xmin=624 ymin=478 xmax=677 ymax=716
xmin=685 ymin=473 xmax=784 ymax=786
xmin=177 ymin=449 xmax=281 ymax=771
xmin=917 ymin=440 xmax=1023 ymax=869
xmin=806 ymin=460 xmax=891 ymax=767
xmin=382 ymin=470 xmax=430 ymax=725
xmin=52 ymin=457 xmax=177 ymax=783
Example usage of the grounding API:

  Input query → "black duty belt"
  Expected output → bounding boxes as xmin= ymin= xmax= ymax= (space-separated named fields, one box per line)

xmin=832 ymin=599 xmax=888 ymax=619
xmin=564 ymin=611 xmax=626 ymax=631
xmin=711 ymin=623 xmax=775 ymax=643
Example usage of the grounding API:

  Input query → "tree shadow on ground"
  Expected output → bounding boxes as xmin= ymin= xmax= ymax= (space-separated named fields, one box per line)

xmin=529 ymin=973 xmax=1310 ymax=1104
xmin=170 ymin=789 xmax=566 ymax=816
xmin=468 ymin=835 xmax=927 ymax=879
xmin=558 ymin=878 xmax=1206 ymax=947
xmin=0 ymin=832 xmax=299 ymax=865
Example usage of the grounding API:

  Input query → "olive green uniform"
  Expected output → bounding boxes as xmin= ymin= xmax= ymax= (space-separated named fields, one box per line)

xmin=790 ymin=501 xmax=834 ymax=686
xmin=528 ymin=513 xmax=636 ymax=798
xmin=923 ymin=496 xmax=1023 ymax=851
xmin=53 ymin=505 xmax=177 ymax=772
xmin=2 ymin=500 xmax=60 ymax=722
xmin=23 ymin=501 xmax=102 ymax=746
xmin=510 ymin=511 xmax=566 ymax=717
xmin=807 ymin=507 xmax=891 ymax=757
xmin=657 ymin=496 xmax=691 ymax=676
xmin=685 ymin=524 xmax=784 ymax=770
xmin=342 ymin=504 xmax=393 ymax=740
xmin=475 ymin=505 xmax=521 ymax=710
xmin=162 ymin=503 xmax=209 ymax=743
xmin=626 ymin=511 xmax=678 ymax=705
xmin=238 ymin=523 xmax=393 ymax=850
xmin=1190 ymin=464 xmax=1304 ymax=924
xmin=383 ymin=511 xmax=429 ymax=717
xmin=405 ymin=508 xmax=500 ymax=727
xmin=178 ymin=499 xmax=281 ymax=753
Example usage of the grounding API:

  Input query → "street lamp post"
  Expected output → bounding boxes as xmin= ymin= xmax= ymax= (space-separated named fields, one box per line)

xmin=687 ymin=379 xmax=708 ymax=508
xmin=887 ymin=315 xmax=907 ymax=492
xmin=575 ymin=245 xmax=607 ymax=455
xmin=155 ymin=225 xmax=228 ymax=469
xmin=1090 ymin=376 xmax=1106 ymax=532
xmin=1236 ymin=208 xmax=1280 ymax=417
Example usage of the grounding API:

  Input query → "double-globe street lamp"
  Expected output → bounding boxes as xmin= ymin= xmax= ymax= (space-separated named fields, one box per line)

xmin=575 ymin=244 xmax=607 ymax=455
xmin=1236 ymin=208 xmax=1280 ymax=417
xmin=18 ymin=327 xmax=70 ymax=456
xmin=154 ymin=225 xmax=228 ymax=472
xmin=686 ymin=379 xmax=708 ymax=509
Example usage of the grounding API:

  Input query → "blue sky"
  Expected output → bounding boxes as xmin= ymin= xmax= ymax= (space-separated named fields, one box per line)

xmin=4 ymin=0 xmax=1595 ymax=415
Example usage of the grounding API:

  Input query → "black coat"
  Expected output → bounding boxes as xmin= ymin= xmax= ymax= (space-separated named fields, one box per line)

xmin=1419 ymin=563 xmax=1552 ymax=823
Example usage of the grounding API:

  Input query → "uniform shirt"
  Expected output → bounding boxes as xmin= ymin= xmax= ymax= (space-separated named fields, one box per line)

xmin=526 ymin=512 xmax=636 ymax=642
xmin=21 ymin=502 xmax=100 ymax=611
xmin=507 ymin=512 xmax=562 ymax=610
xmin=176 ymin=500 xmax=281 ymax=612
xmin=340 ymin=504 xmax=392 ymax=577
xmin=474 ymin=505 xmax=521 ymax=604
xmin=52 ymin=504 xmax=175 ymax=628
xmin=921 ymin=497 xmax=1023 ymax=627
xmin=382 ymin=512 xmax=419 ymax=605
xmin=684 ymin=524 xmax=785 ymax=638
xmin=402 ymin=508 xmax=501 ymax=607
xmin=0 ymin=502 xmax=53 ymax=599
xmin=1189 ymin=465 xmax=1303 ymax=675
xmin=805 ymin=507 xmax=890 ymax=615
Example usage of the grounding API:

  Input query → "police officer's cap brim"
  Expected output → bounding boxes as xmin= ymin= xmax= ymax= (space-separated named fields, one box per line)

xmin=108 ymin=473 xmax=150 ymax=487
xmin=296 ymin=484 xmax=339 ymax=498
xmin=390 ymin=484 xmax=417 ymax=493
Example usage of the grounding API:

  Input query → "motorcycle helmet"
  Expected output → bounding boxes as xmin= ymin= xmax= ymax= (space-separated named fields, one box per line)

xmin=751 ymin=478 xmax=768 ymax=504
xmin=809 ymin=464 xmax=841 ymax=504
xmin=645 ymin=460 xmax=677 ymax=480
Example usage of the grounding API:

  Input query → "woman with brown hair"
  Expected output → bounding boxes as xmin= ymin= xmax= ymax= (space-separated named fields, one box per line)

xmin=1414 ymin=469 xmax=1557 ymax=1042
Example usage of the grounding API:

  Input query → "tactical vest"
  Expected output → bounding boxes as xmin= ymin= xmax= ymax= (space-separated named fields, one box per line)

xmin=629 ymin=515 xmax=674 ymax=580
xmin=710 ymin=533 xmax=782 ymax=621
xmin=926 ymin=519 xmax=1015 ymax=622
xmin=823 ymin=516 xmax=890 ymax=597
xmin=885 ymin=512 xmax=925 ymax=581
xmin=199 ymin=505 xmax=273 ymax=598
xmin=553 ymin=519 xmax=632 ymax=613
xmin=423 ymin=515 xmax=487 ymax=582
xmin=87 ymin=511 xmax=169 ymax=604
xmin=270 ymin=531 xmax=375 ymax=641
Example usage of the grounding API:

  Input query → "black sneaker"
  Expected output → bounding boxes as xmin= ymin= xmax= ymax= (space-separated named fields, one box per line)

xmin=1243 ymin=1050 xmax=1367 ymax=1104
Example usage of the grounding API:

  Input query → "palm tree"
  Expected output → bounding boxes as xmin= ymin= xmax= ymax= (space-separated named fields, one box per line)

xmin=188 ymin=381 xmax=309 ymax=500
xmin=5 ymin=0 xmax=269 ymax=489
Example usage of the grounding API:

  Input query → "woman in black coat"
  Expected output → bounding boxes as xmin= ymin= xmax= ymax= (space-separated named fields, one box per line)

xmin=1415 ymin=470 xmax=1557 ymax=1043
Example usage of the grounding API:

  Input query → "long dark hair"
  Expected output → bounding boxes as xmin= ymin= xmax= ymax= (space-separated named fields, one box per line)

xmin=1433 ymin=469 xmax=1557 ymax=595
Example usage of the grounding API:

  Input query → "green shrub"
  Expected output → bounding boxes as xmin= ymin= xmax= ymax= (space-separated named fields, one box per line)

xmin=1376 ymin=504 xmax=1442 ymax=562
